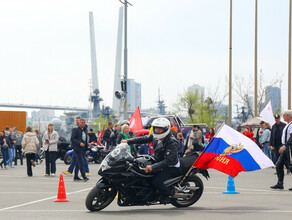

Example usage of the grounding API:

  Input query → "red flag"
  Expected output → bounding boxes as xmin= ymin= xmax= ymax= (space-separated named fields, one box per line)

xmin=129 ymin=106 xmax=143 ymax=132
xmin=98 ymin=124 xmax=106 ymax=145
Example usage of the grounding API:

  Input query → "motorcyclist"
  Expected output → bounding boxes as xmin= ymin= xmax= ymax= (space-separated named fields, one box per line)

xmin=122 ymin=117 xmax=180 ymax=204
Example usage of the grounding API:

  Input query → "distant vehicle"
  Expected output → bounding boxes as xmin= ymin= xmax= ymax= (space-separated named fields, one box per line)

xmin=143 ymin=115 xmax=186 ymax=132
xmin=142 ymin=115 xmax=209 ymax=138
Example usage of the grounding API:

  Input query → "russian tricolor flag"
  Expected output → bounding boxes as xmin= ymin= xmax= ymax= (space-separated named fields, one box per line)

xmin=193 ymin=124 xmax=274 ymax=177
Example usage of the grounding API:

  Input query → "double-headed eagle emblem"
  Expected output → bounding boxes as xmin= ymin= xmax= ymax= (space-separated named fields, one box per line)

xmin=220 ymin=143 xmax=245 ymax=156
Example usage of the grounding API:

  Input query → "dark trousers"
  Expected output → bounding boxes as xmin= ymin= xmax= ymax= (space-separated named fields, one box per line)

xmin=151 ymin=167 xmax=180 ymax=197
xmin=74 ymin=150 xmax=86 ymax=179
xmin=276 ymin=148 xmax=291 ymax=184
xmin=1 ymin=148 xmax=9 ymax=166
xmin=26 ymin=153 xmax=35 ymax=176
xmin=45 ymin=151 xmax=57 ymax=175
xmin=14 ymin=145 xmax=23 ymax=165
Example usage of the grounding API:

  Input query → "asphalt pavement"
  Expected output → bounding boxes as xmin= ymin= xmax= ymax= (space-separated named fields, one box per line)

xmin=0 ymin=159 xmax=292 ymax=220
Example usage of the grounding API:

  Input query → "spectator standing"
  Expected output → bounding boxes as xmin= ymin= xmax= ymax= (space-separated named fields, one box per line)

xmin=0 ymin=131 xmax=9 ymax=169
xmin=257 ymin=121 xmax=266 ymax=149
xmin=117 ymin=124 xmax=136 ymax=156
xmin=34 ymin=129 xmax=43 ymax=164
xmin=22 ymin=127 xmax=39 ymax=176
xmin=205 ymin=128 xmax=215 ymax=143
xmin=186 ymin=125 xmax=204 ymax=155
xmin=177 ymin=132 xmax=185 ymax=157
xmin=137 ymin=143 xmax=152 ymax=156
xmin=42 ymin=123 xmax=59 ymax=177
xmin=8 ymin=128 xmax=15 ymax=168
xmin=269 ymin=115 xmax=286 ymax=164
xmin=63 ymin=117 xmax=90 ymax=176
xmin=113 ymin=124 xmax=121 ymax=146
xmin=102 ymin=121 xmax=114 ymax=149
xmin=13 ymin=127 xmax=23 ymax=166
xmin=260 ymin=122 xmax=272 ymax=159
xmin=243 ymin=126 xmax=254 ymax=140
xmin=71 ymin=118 xmax=89 ymax=181
xmin=271 ymin=110 xmax=292 ymax=190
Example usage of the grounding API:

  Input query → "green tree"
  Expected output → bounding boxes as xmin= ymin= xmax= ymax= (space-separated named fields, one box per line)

xmin=93 ymin=115 xmax=113 ymax=133
xmin=174 ymin=90 xmax=227 ymax=128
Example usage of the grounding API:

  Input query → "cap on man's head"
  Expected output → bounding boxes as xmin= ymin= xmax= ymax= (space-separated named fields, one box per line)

xmin=274 ymin=114 xmax=280 ymax=119
xmin=259 ymin=121 xmax=265 ymax=125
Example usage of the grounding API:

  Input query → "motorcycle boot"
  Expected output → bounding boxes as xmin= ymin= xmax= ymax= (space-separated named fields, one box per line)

xmin=159 ymin=189 xmax=175 ymax=205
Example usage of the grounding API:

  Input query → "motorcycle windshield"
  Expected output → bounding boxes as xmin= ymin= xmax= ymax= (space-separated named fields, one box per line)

xmin=98 ymin=143 xmax=133 ymax=173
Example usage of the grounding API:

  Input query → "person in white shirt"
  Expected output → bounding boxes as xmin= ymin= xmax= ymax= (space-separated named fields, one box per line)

xmin=270 ymin=110 xmax=292 ymax=190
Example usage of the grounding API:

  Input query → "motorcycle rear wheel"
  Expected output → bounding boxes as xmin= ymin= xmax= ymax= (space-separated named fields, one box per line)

xmin=85 ymin=186 xmax=117 ymax=212
xmin=171 ymin=175 xmax=203 ymax=208
xmin=64 ymin=154 xmax=72 ymax=165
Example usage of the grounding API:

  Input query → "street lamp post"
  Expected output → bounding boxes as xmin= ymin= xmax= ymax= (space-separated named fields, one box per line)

xmin=119 ymin=0 xmax=132 ymax=120
xmin=254 ymin=0 xmax=258 ymax=116
xmin=228 ymin=0 xmax=232 ymax=126
xmin=289 ymin=0 xmax=292 ymax=109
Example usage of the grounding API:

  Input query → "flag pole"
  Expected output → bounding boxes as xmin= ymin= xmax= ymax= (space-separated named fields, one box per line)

xmin=289 ymin=0 xmax=292 ymax=109
xmin=228 ymin=0 xmax=232 ymax=126
xmin=254 ymin=0 xmax=258 ymax=116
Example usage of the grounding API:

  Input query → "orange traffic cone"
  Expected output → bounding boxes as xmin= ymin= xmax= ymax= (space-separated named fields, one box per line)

xmin=54 ymin=174 xmax=69 ymax=202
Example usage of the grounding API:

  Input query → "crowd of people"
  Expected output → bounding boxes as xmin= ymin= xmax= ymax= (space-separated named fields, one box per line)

xmin=240 ymin=114 xmax=288 ymax=165
xmin=238 ymin=111 xmax=292 ymax=190
xmin=0 ymin=124 xmax=59 ymax=177
xmin=1 ymin=110 xmax=292 ymax=191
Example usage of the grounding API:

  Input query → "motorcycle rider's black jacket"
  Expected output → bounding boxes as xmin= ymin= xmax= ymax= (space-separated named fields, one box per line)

xmin=127 ymin=133 xmax=179 ymax=172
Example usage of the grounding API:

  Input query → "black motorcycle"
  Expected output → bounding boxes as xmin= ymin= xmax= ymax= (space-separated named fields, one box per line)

xmin=85 ymin=143 xmax=209 ymax=211
xmin=56 ymin=137 xmax=71 ymax=161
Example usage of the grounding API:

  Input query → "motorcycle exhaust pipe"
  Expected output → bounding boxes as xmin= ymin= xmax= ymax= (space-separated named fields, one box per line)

xmin=173 ymin=193 xmax=191 ymax=199
xmin=185 ymin=186 xmax=200 ymax=191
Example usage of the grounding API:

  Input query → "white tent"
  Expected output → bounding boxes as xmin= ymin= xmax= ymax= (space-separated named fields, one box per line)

xmin=241 ymin=117 xmax=266 ymax=127
xmin=241 ymin=116 xmax=285 ymax=127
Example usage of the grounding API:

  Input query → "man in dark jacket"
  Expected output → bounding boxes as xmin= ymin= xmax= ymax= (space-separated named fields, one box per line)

xmin=71 ymin=118 xmax=89 ymax=182
xmin=271 ymin=111 xmax=292 ymax=190
xmin=123 ymin=118 xmax=179 ymax=204
xmin=102 ymin=121 xmax=114 ymax=149
xmin=269 ymin=115 xmax=286 ymax=163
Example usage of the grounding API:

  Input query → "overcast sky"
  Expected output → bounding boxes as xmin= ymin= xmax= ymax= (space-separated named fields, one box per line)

xmin=0 ymin=0 xmax=290 ymax=116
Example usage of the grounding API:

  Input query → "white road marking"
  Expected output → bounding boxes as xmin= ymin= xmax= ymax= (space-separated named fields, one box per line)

xmin=206 ymin=186 xmax=292 ymax=193
xmin=0 ymin=192 xmax=56 ymax=194
xmin=3 ymin=209 xmax=292 ymax=213
xmin=0 ymin=188 xmax=92 ymax=212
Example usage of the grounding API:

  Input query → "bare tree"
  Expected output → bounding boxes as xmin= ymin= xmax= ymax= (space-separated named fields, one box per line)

xmin=233 ymin=72 xmax=282 ymax=117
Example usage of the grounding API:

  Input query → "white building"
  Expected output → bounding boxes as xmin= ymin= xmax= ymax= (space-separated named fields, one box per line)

xmin=187 ymin=84 xmax=205 ymax=98
xmin=31 ymin=110 xmax=55 ymax=122
xmin=127 ymin=79 xmax=141 ymax=112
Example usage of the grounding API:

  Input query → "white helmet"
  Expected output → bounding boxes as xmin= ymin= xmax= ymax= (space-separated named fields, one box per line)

xmin=151 ymin=118 xmax=171 ymax=140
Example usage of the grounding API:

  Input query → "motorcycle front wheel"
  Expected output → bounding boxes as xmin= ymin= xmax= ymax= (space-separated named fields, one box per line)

xmin=171 ymin=175 xmax=204 ymax=208
xmin=85 ymin=185 xmax=117 ymax=212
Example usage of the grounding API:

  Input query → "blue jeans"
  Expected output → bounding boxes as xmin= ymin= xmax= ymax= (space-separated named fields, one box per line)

xmin=8 ymin=148 xmax=15 ymax=167
xmin=263 ymin=142 xmax=271 ymax=159
xmin=74 ymin=150 xmax=86 ymax=179
xmin=68 ymin=151 xmax=89 ymax=173
xmin=1 ymin=148 xmax=9 ymax=166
